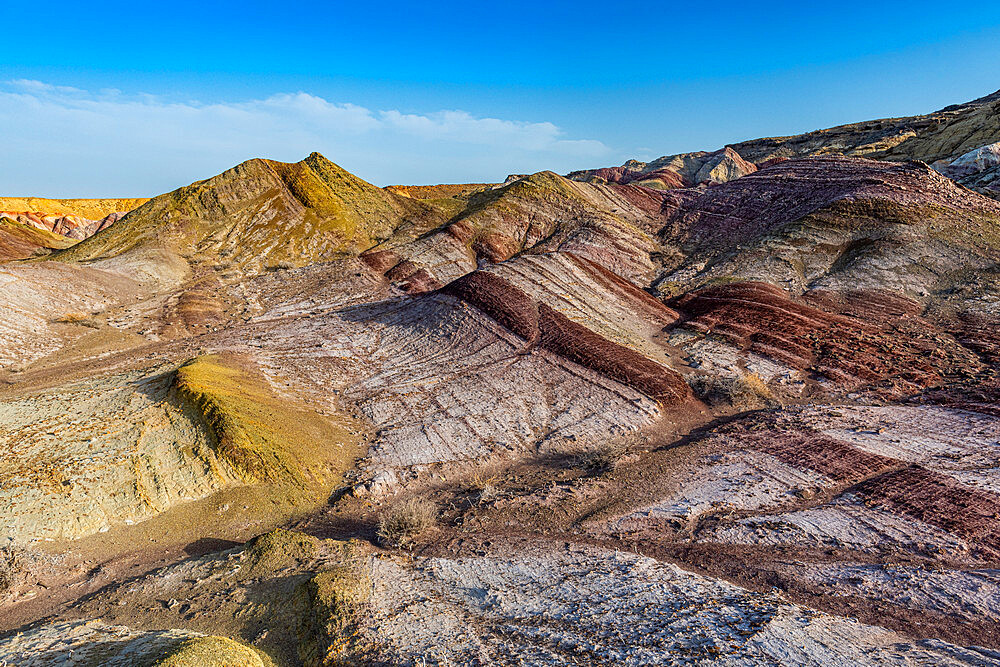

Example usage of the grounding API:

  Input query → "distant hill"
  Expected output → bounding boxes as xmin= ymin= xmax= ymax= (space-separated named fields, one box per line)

xmin=0 ymin=216 xmax=76 ymax=260
xmin=57 ymin=152 xmax=453 ymax=273
xmin=730 ymin=88 xmax=1000 ymax=165
xmin=0 ymin=197 xmax=148 ymax=220
xmin=571 ymin=88 xmax=1000 ymax=199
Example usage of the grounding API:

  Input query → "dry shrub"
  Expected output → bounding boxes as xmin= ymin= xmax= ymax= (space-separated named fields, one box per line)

xmin=469 ymin=473 xmax=498 ymax=503
xmin=377 ymin=498 xmax=437 ymax=548
xmin=52 ymin=312 xmax=99 ymax=328
xmin=572 ymin=433 xmax=643 ymax=473
xmin=52 ymin=311 xmax=88 ymax=323
xmin=690 ymin=372 xmax=781 ymax=411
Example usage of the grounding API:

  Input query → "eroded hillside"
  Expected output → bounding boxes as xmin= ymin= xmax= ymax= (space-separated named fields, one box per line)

xmin=2 ymin=89 xmax=1000 ymax=666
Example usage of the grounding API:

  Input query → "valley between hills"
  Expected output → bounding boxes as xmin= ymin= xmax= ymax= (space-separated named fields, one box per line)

xmin=1 ymin=90 xmax=1000 ymax=665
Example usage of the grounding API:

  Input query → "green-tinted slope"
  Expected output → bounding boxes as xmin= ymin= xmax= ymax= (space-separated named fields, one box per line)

xmin=55 ymin=153 xmax=449 ymax=272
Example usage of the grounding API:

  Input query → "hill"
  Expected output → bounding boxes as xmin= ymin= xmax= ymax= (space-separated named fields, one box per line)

xmin=57 ymin=152 xmax=452 ymax=273
xmin=573 ymin=88 xmax=1000 ymax=199
xmin=731 ymin=88 xmax=1000 ymax=165
xmin=653 ymin=155 xmax=1000 ymax=298
xmin=0 ymin=197 xmax=147 ymax=220
xmin=0 ymin=216 xmax=77 ymax=260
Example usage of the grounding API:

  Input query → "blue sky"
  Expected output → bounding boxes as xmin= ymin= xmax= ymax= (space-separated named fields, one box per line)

xmin=2 ymin=0 xmax=1000 ymax=196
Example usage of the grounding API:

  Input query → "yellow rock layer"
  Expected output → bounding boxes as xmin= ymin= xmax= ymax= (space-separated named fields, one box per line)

xmin=0 ymin=197 xmax=148 ymax=219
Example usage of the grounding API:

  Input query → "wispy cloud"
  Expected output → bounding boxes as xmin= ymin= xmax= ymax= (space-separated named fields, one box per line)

xmin=0 ymin=80 xmax=613 ymax=196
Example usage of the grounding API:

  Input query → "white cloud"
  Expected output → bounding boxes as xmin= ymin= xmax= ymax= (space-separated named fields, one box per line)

xmin=0 ymin=81 xmax=614 ymax=196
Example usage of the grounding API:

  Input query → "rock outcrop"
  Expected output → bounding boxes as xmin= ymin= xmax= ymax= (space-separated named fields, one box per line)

xmin=668 ymin=281 xmax=982 ymax=398
xmin=0 ymin=620 xmax=274 ymax=666
xmin=934 ymin=141 xmax=1000 ymax=197
xmin=0 ymin=356 xmax=360 ymax=545
xmin=568 ymin=146 xmax=757 ymax=190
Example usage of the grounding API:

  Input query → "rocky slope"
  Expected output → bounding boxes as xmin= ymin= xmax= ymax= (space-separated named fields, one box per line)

xmin=652 ymin=155 xmax=1000 ymax=299
xmin=3 ymin=91 xmax=1000 ymax=665
xmin=731 ymin=89 xmax=1000 ymax=166
xmin=364 ymin=170 xmax=669 ymax=291
xmin=57 ymin=153 xmax=452 ymax=275
xmin=936 ymin=141 xmax=1000 ymax=197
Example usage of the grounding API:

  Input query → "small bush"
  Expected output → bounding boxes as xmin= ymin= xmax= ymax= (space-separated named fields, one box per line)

xmin=52 ymin=312 xmax=100 ymax=328
xmin=377 ymin=498 xmax=437 ymax=547
xmin=52 ymin=311 xmax=89 ymax=323
xmin=573 ymin=435 xmax=639 ymax=472
xmin=690 ymin=372 xmax=780 ymax=411
xmin=469 ymin=473 xmax=498 ymax=503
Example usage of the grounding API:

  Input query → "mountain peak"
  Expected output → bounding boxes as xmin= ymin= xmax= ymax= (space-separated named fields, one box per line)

xmin=55 ymin=154 xmax=448 ymax=271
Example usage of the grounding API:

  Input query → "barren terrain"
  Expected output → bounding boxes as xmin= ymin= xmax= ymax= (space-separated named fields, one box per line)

xmin=2 ymin=90 xmax=1000 ymax=665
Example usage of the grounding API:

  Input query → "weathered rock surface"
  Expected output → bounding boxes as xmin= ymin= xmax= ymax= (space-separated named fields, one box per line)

xmin=0 ymin=209 xmax=130 ymax=240
xmin=936 ymin=141 xmax=1000 ymax=197
xmin=571 ymin=404 xmax=1000 ymax=647
xmin=0 ymin=620 xmax=272 ymax=666
xmin=33 ymin=528 xmax=999 ymax=666
xmin=0 ymin=261 xmax=146 ymax=371
xmin=667 ymin=281 xmax=984 ymax=399
xmin=250 ymin=287 xmax=671 ymax=481
xmin=0 ymin=355 xmax=360 ymax=546
xmin=358 ymin=541 xmax=997 ymax=665
xmin=0 ymin=367 xmax=230 ymax=544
